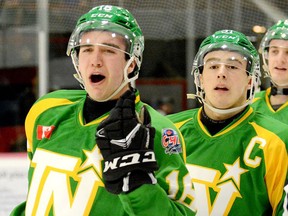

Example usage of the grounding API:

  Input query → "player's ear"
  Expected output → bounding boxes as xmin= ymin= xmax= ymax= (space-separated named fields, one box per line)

xmin=127 ymin=59 xmax=137 ymax=74
xmin=247 ymin=76 xmax=252 ymax=89
xmin=199 ymin=74 xmax=204 ymax=89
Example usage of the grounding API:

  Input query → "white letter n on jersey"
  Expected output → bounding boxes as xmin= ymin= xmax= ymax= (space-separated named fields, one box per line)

xmin=186 ymin=164 xmax=241 ymax=215
xmin=26 ymin=149 xmax=101 ymax=215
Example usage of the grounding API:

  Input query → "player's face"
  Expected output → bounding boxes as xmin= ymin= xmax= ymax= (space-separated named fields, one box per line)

xmin=201 ymin=50 xmax=251 ymax=111
xmin=78 ymin=31 xmax=135 ymax=101
xmin=268 ymin=39 xmax=288 ymax=86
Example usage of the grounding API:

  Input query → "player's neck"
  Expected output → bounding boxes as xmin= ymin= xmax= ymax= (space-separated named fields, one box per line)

xmin=270 ymin=94 xmax=288 ymax=107
xmin=203 ymin=105 xmax=245 ymax=121
xmin=200 ymin=108 xmax=246 ymax=136
xmin=83 ymin=95 xmax=117 ymax=123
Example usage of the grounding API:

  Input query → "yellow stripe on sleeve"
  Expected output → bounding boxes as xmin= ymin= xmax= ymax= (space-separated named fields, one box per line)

xmin=25 ymin=98 xmax=75 ymax=153
xmin=250 ymin=122 xmax=288 ymax=215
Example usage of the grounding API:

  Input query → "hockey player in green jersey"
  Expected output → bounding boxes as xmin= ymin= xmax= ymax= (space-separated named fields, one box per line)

xmin=168 ymin=30 xmax=288 ymax=215
xmin=11 ymin=5 xmax=195 ymax=215
xmin=252 ymin=19 xmax=288 ymax=124
xmin=252 ymin=19 xmax=288 ymax=215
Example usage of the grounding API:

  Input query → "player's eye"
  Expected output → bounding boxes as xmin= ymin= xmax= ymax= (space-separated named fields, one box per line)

xmin=80 ymin=47 xmax=93 ymax=53
xmin=204 ymin=62 xmax=219 ymax=70
xmin=270 ymin=49 xmax=279 ymax=55
xmin=227 ymin=65 xmax=239 ymax=70
xmin=210 ymin=65 xmax=219 ymax=69
xmin=103 ymin=48 xmax=116 ymax=54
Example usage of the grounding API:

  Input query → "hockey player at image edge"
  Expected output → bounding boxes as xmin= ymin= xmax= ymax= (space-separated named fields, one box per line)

xmin=10 ymin=5 xmax=195 ymax=215
xmin=168 ymin=29 xmax=288 ymax=215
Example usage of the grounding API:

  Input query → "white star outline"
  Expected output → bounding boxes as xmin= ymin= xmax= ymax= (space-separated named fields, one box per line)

xmin=219 ymin=157 xmax=248 ymax=189
xmin=80 ymin=145 xmax=103 ymax=178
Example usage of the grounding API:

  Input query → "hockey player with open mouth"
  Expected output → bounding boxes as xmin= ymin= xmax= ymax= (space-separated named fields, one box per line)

xmin=11 ymin=5 xmax=195 ymax=216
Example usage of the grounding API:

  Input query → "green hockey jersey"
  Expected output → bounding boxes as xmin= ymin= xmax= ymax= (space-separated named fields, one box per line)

xmin=11 ymin=89 xmax=195 ymax=216
xmin=252 ymin=88 xmax=288 ymax=123
xmin=168 ymin=106 xmax=288 ymax=215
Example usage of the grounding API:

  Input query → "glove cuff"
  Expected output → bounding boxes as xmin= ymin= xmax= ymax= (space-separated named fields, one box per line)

xmin=122 ymin=170 xmax=157 ymax=193
xmin=104 ymin=170 xmax=157 ymax=194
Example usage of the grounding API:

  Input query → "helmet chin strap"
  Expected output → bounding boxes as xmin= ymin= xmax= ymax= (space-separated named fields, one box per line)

xmin=187 ymin=94 xmax=251 ymax=115
xmin=270 ymin=77 xmax=288 ymax=88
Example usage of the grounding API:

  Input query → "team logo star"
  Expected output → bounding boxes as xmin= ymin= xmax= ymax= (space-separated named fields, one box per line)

xmin=80 ymin=145 xmax=103 ymax=176
xmin=220 ymin=157 xmax=248 ymax=188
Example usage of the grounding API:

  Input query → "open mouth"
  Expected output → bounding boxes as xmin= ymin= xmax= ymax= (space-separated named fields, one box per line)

xmin=90 ymin=74 xmax=105 ymax=83
xmin=215 ymin=87 xmax=228 ymax=91
xmin=275 ymin=67 xmax=287 ymax=71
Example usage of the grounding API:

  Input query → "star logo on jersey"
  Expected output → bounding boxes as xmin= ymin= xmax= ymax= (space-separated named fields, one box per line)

xmin=80 ymin=145 xmax=103 ymax=177
xmin=37 ymin=125 xmax=56 ymax=140
xmin=161 ymin=128 xmax=182 ymax=154
xmin=220 ymin=157 xmax=248 ymax=188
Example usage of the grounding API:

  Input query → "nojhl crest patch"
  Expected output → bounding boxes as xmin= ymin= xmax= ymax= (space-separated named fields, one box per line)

xmin=161 ymin=129 xmax=182 ymax=154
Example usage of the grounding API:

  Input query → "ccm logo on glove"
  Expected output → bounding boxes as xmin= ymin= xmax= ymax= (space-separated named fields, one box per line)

xmin=103 ymin=151 xmax=156 ymax=172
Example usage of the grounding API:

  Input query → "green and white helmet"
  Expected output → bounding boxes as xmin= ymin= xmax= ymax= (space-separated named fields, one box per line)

xmin=259 ymin=19 xmax=288 ymax=80
xmin=189 ymin=29 xmax=261 ymax=114
xmin=66 ymin=5 xmax=144 ymax=101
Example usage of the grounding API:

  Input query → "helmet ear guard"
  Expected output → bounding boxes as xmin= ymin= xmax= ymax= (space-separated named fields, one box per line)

xmin=128 ymin=37 xmax=144 ymax=78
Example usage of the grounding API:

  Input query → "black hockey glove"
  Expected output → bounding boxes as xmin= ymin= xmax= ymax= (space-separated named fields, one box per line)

xmin=96 ymin=90 xmax=159 ymax=194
